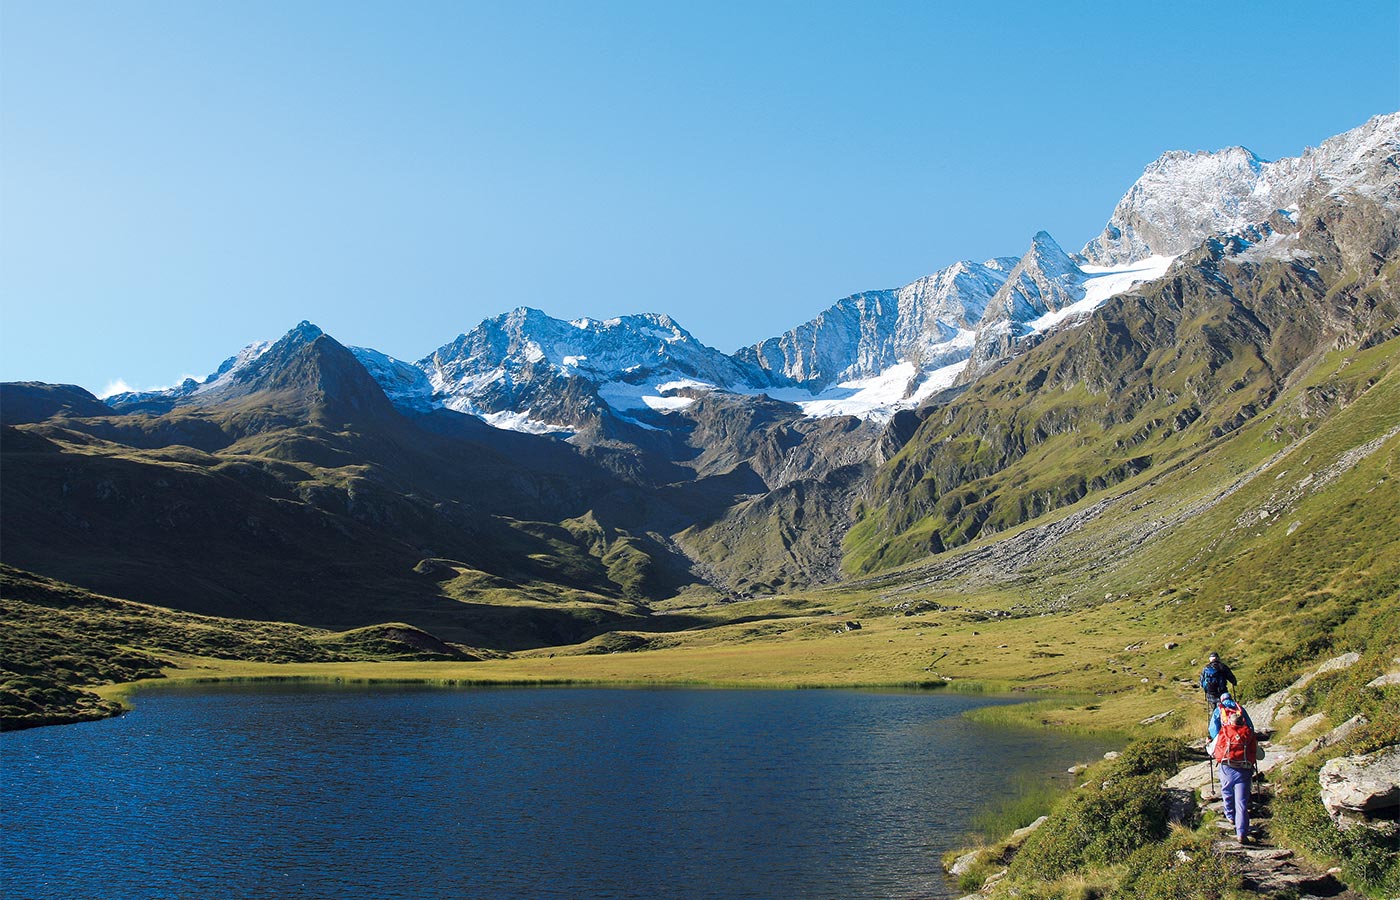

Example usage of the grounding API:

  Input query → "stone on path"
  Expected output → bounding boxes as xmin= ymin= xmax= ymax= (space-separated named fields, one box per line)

xmin=1165 ymin=759 xmax=1213 ymax=791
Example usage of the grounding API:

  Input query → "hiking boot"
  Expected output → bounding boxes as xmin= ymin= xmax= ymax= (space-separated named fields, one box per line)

xmin=1238 ymin=835 xmax=1251 ymax=846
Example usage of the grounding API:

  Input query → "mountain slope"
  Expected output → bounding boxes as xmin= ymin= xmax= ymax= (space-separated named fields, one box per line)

xmin=847 ymin=187 xmax=1400 ymax=575
xmin=0 ymin=382 xmax=113 ymax=425
xmin=1 ymin=324 xmax=709 ymax=647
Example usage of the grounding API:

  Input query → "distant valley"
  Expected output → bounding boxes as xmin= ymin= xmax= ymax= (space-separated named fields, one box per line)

xmin=3 ymin=111 xmax=1397 ymax=657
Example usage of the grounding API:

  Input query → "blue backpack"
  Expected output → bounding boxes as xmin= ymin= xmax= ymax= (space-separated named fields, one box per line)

xmin=1201 ymin=664 xmax=1227 ymax=695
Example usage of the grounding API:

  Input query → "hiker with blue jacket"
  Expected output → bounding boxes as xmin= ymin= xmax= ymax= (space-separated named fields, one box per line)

xmin=1209 ymin=691 xmax=1261 ymax=844
xmin=1199 ymin=651 xmax=1237 ymax=710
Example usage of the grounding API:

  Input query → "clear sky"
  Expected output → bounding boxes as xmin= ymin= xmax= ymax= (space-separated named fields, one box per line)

xmin=2 ymin=1 xmax=1397 ymax=395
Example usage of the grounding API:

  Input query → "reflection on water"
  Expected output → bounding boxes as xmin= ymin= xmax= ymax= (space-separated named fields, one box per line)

xmin=1 ymin=685 xmax=1110 ymax=899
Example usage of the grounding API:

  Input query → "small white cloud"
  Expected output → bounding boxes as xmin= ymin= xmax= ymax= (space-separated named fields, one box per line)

xmin=98 ymin=378 xmax=136 ymax=399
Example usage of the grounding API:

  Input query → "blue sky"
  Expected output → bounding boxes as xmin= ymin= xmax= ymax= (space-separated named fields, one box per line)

xmin=2 ymin=1 xmax=1396 ymax=395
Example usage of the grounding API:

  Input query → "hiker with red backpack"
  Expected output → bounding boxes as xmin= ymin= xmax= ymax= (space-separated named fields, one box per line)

xmin=1209 ymin=691 xmax=1263 ymax=844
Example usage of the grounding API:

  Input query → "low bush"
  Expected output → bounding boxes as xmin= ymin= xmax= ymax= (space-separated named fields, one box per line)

xmin=1108 ymin=736 xmax=1187 ymax=778
xmin=994 ymin=875 xmax=1115 ymax=900
xmin=1111 ymin=828 xmax=1241 ymax=900
xmin=1010 ymin=774 xmax=1169 ymax=882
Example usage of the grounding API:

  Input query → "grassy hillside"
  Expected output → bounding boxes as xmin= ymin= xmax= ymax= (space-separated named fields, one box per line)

xmin=0 ymin=565 xmax=490 ymax=730
xmin=846 ymin=194 xmax=1399 ymax=576
xmin=0 ymin=329 xmax=698 ymax=646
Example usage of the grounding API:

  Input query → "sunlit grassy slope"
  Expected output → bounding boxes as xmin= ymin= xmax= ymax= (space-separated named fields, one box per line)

xmin=8 ymin=326 xmax=1398 ymax=738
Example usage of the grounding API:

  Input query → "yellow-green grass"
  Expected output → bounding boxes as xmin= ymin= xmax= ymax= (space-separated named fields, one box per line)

xmin=92 ymin=586 xmax=1211 ymax=743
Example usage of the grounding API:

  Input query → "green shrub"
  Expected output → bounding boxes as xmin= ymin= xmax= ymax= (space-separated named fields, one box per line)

xmin=997 ymin=877 xmax=1113 ymax=900
xmin=1109 ymin=737 xmax=1188 ymax=778
xmin=1112 ymin=828 xmax=1240 ymax=900
xmin=1010 ymin=774 xmax=1168 ymax=882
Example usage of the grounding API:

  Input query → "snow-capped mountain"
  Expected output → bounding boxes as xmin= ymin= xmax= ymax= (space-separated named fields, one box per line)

xmin=108 ymin=113 xmax=1399 ymax=435
xmin=963 ymin=232 xmax=1086 ymax=374
xmin=349 ymin=346 xmax=436 ymax=413
xmin=736 ymin=256 xmax=1015 ymax=399
xmin=106 ymin=336 xmax=275 ymax=412
xmin=1081 ymin=111 xmax=1399 ymax=266
xmin=415 ymin=308 xmax=774 ymax=434
xmin=961 ymin=232 xmax=1174 ymax=378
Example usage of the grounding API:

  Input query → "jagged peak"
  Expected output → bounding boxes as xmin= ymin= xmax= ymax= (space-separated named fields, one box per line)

xmin=1027 ymin=230 xmax=1069 ymax=256
xmin=1144 ymin=144 xmax=1268 ymax=173
xmin=287 ymin=320 xmax=324 ymax=339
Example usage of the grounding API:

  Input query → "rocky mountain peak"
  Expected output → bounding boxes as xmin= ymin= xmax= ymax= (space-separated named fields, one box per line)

xmin=737 ymin=255 xmax=1015 ymax=396
xmin=1081 ymin=113 xmax=1399 ymax=267
xmin=105 ymin=321 xmax=395 ymax=426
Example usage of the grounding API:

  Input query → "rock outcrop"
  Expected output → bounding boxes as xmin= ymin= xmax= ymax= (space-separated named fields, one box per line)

xmin=1318 ymin=747 xmax=1400 ymax=830
xmin=1252 ymin=653 xmax=1362 ymax=731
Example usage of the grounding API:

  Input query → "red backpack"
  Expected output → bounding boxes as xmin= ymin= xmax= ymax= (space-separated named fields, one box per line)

xmin=1215 ymin=704 xmax=1255 ymax=768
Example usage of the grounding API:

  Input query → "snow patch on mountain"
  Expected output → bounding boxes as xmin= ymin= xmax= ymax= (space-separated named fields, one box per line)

xmin=762 ymin=356 xmax=969 ymax=420
xmin=349 ymin=347 xmax=436 ymax=411
xmin=105 ymin=339 xmax=274 ymax=408
xmin=1028 ymin=255 xmax=1176 ymax=333
xmin=597 ymin=378 xmax=712 ymax=412
xmin=196 ymin=340 xmax=275 ymax=395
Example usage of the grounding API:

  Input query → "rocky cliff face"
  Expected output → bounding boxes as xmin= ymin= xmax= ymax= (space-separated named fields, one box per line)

xmin=1081 ymin=112 xmax=1399 ymax=266
xmin=962 ymin=232 xmax=1086 ymax=377
xmin=735 ymin=256 xmax=1015 ymax=391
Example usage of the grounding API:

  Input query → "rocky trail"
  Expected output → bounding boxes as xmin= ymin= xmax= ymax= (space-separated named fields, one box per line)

xmin=1163 ymin=653 xmax=1398 ymax=899
xmin=1198 ymin=766 xmax=1367 ymax=899
xmin=953 ymin=653 xmax=1396 ymax=900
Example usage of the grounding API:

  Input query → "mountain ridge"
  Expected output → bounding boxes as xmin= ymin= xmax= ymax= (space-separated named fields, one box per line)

xmin=4 ymin=111 xmax=1396 ymax=630
xmin=98 ymin=115 xmax=1397 ymax=438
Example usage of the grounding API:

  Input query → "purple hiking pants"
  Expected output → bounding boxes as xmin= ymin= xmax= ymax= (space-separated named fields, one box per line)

xmin=1220 ymin=763 xmax=1251 ymax=839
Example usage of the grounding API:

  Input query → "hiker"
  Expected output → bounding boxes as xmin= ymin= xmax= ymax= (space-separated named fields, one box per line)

xmin=1209 ymin=692 xmax=1261 ymax=844
xmin=1199 ymin=651 xmax=1237 ymax=710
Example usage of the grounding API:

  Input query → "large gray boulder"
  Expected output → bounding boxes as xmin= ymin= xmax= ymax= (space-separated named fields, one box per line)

xmin=1252 ymin=652 xmax=1361 ymax=731
xmin=1366 ymin=671 xmax=1400 ymax=689
xmin=1318 ymin=746 xmax=1400 ymax=828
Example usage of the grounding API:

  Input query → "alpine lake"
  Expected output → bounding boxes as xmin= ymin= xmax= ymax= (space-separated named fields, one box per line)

xmin=2 ymin=683 xmax=1114 ymax=899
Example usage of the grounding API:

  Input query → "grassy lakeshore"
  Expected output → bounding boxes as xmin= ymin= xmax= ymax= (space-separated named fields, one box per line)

xmin=88 ymin=581 xmax=1206 ymax=739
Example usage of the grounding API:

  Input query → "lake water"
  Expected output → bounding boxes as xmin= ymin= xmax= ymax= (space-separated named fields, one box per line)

xmin=1 ymin=685 xmax=1110 ymax=899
